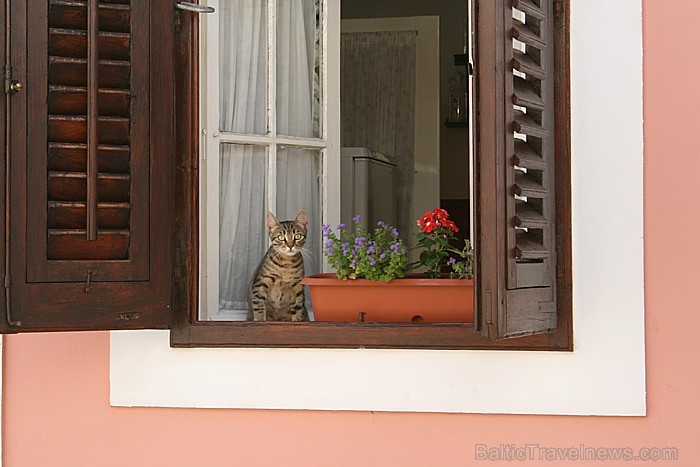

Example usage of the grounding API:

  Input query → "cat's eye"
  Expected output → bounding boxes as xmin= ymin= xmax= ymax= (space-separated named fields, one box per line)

xmin=294 ymin=233 xmax=303 ymax=240
xmin=276 ymin=235 xmax=285 ymax=241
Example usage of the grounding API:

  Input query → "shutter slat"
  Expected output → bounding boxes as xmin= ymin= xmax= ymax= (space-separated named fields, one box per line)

xmin=48 ymin=201 xmax=130 ymax=229
xmin=48 ymin=115 xmax=130 ymax=145
xmin=47 ymin=230 xmax=130 ymax=260
xmin=513 ymin=169 xmax=546 ymax=198
xmin=512 ymin=0 xmax=545 ymax=20
xmin=513 ymin=110 xmax=548 ymax=138
xmin=49 ymin=57 xmax=130 ymax=88
xmin=513 ymin=76 xmax=544 ymax=110
xmin=48 ymin=172 xmax=130 ymax=202
xmin=49 ymin=1 xmax=131 ymax=33
xmin=49 ymin=28 xmax=131 ymax=61
xmin=514 ymin=199 xmax=548 ymax=229
xmin=49 ymin=86 xmax=130 ymax=117
xmin=514 ymin=230 xmax=549 ymax=260
xmin=48 ymin=142 xmax=130 ymax=173
xmin=513 ymin=140 xmax=546 ymax=170
xmin=513 ymin=50 xmax=545 ymax=80
xmin=512 ymin=21 xmax=546 ymax=50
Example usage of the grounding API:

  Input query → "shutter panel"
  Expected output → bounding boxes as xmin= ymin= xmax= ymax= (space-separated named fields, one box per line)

xmin=475 ymin=0 xmax=557 ymax=339
xmin=1 ymin=0 xmax=173 ymax=331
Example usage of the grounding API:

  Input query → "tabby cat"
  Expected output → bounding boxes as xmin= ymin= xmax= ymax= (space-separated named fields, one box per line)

xmin=247 ymin=209 xmax=309 ymax=321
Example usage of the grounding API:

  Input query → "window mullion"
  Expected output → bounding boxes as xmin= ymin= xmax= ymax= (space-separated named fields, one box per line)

xmin=217 ymin=133 xmax=327 ymax=148
xmin=202 ymin=1 xmax=222 ymax=320
xmin=322 ymin=0 xmax=341 ymax=270
xmin=267 ymin=0 xmax=278 ymax=215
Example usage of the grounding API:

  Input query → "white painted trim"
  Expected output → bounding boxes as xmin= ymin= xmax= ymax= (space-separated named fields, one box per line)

xmin=323 ymin=0 xmax=341 ymax=252
xmin=200 ymin=0 xmax=220 ymax=320
xmin=111 ymin=0 xmax=646 ymax=415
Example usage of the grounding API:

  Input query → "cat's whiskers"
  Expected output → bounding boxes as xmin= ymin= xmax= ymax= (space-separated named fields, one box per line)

xmin=298 ymin=245 xmax=313 ymax=263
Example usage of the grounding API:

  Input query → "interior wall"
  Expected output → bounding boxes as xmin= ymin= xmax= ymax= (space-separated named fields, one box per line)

xmin=342 ymin=0 xmax=470 ymax=201
xmin=3 ymin=1 xmax=700 ymax=466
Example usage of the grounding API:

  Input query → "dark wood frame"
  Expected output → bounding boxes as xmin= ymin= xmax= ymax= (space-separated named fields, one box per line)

xmin=170 ymin=0 xmax=572 ymax=350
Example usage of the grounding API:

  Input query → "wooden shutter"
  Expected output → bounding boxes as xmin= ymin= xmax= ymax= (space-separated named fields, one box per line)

xmin=475 ymin=0 xmax=558 ymax=339
xmin=0 ymin=0 xmax=173 ymax=331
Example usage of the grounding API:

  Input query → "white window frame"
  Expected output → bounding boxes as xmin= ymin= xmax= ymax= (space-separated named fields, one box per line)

xmin=111 ymin=0 xmax=646 ymax=415
xmin=200 ymin=0 xmax=341 ymax=320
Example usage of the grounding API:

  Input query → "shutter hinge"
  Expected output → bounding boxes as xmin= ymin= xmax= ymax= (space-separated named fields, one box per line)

xmin=555 ymin=249 xmax=564 ymax=278
xmin=4 ymin=275 xmax=21 ymax=327
xmin=5 ymin=63 xmax=21 ymax=94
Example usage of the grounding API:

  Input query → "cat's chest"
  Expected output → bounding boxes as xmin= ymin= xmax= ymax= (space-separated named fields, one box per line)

xmin=267 ymin=281 xmax=297 ymax=308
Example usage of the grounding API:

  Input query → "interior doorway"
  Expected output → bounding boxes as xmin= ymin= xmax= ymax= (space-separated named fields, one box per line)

xmin=340 ymin=16 xmax=440 ymax=254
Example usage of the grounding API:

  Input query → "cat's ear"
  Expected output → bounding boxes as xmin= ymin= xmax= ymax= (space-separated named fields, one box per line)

xmin=295 ymin=209 xmax=308 ymax=229
xmin=266 ymin=211 xmax=280 ymax=231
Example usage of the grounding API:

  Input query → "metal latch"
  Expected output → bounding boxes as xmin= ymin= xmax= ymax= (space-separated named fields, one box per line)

xmin=7 ymin=80 xmax=21 ymax=94
xmin=176 ymin=2 xmax=215 ymax=13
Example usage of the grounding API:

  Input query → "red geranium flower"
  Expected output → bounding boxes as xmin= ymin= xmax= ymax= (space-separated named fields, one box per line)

xmin=422 ymin=219 xmax=439 ymax=233
xmin=415 ymin=207 xmax=468 ymax=278
xmin=442 ymin=219 xmax=459 ymax=233
xmin=432 ymin=208 xmax=449 ymax=220
xmin=418 ymin=211 xmax=436 ymax=233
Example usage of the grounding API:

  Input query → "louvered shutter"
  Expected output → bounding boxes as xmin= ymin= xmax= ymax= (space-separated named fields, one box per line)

xmin=1 ymin=0 xmax=173 ymax=331
xmin=475 ymin=0 xmax=557 ymax=339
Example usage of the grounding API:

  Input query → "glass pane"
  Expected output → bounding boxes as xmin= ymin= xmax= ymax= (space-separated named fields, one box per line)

xmin=276 ymin=0 xmax=322 ymax=138
xmin=276 ymin=147 xmax=322 ymax=317
xmin=219 ymin=0 xmax=269 ymax=135
xmin=218 ymin=144 xmax=268 ymax=320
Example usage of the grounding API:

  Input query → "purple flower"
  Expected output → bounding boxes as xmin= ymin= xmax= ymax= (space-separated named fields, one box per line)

xmin=353 ymin=215 xmax=361 ymax=223
xmin=341 ymin=242 xmax=349 ymax=254
xmin=368 ymin=246 xmax=376 ymax=254
xmin=448 ymin=257 xmax=457 ymax=266
xmin=369 ymin=257 xmax=376 ymax=266
xmin=390 ymin=242 xmax=401 ymax=253
xmin=392 ymin=228 xmax=400 ymax=237
xmin=377 ymin=221 xmax=385 ymax=227
xmin=354 ymin=236 xmax=366 ymax=246
xmin=322 ymin=224 xmax=331 ymax=237
xmin=337 ymin=223 xmax=346 ymax=230
xmin=380 ymin=253 xmax=387 ymax=260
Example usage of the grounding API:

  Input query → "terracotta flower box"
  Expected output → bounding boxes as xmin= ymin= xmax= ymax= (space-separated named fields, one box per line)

xmin=302 ymin=274 xmax=474 ymax=323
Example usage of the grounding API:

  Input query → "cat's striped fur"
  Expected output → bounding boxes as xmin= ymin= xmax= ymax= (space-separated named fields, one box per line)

xmin=247 ymin=210 xmax=309 ymax=321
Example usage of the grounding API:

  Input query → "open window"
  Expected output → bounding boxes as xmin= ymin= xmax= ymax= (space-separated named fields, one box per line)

xmin=1 ymin=0 xmax=571 ymax=351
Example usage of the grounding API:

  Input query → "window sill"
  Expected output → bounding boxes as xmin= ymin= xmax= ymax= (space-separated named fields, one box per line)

xmin=170 ymin=320 xmax=571 ymax=351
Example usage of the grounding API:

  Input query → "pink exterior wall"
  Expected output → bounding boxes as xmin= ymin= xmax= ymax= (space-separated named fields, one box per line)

xmin=3 ymin=1 xmax=699 ymax=465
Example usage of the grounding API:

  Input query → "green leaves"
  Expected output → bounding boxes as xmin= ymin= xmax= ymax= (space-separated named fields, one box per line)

xmin=413 ymin=219 xmax=474 ymax=280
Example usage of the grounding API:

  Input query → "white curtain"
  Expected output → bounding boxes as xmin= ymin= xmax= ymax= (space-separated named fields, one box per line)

xmin=341 ymin=31 xmax=417 ymax=244
xmin=218 ymin=0 xmax=321 ymax=314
